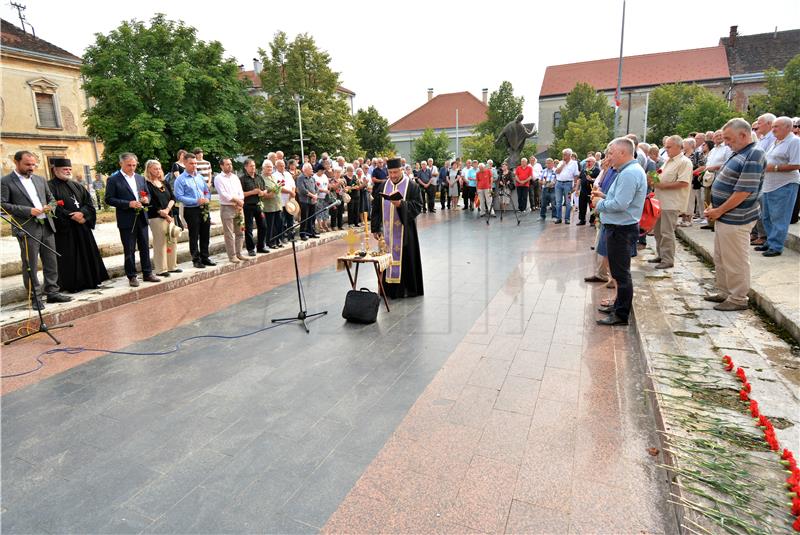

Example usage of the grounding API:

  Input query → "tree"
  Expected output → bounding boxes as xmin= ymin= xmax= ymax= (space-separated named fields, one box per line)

xmin=648 ymin=84 xmax=707 ymax=142
xmin=553 ymin=83 xmax=614 ymax=142
xmin=247 ymin=31 xmax=360 ymax=160
xmin=551 ymin=113 xmax=610 ymax=159
xmin=747 ymin=54 xmax=800 ymax=120
xmin=462 ymin=133 xmax=496 ymax=163
xmin=355 ymin=106 xmax=394 ymax=158
xmin=82 ymin=14 xmax=254 ymax=173
xmin=412 ymin=129 xmax=451 ymax=165
xmin=676 ymin=91 xmax=737 ymax=136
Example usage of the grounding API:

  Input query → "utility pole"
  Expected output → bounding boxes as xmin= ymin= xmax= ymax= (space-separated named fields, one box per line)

xmin=613 ymin=0 xmax=626 ymax=137
xmin=10 ymin=2 xmax=34 ymax=36
xmin=293 ymin=95 xmax=309 ymax=162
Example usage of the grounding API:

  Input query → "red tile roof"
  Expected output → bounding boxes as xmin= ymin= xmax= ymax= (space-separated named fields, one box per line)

xmin=237 ymin=70 xmax=354 ymax=96
xmin=540 ymin=46 xmax=730 ymax=98
xmin=1 ymin=18 xmax=81 ymax=63
xmin=390 ymin=91 xmax=488 ymax=132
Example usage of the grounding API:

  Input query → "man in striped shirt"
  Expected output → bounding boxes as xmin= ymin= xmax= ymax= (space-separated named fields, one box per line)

xmin=193 ymin=148 xmax=213 ymax=190
xmin=703 ymin=118 xmax=766 ymax=311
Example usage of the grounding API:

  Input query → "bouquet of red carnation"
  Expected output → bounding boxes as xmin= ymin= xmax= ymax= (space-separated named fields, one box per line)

xmin=139 ymin=190 xmax=149 ymax=205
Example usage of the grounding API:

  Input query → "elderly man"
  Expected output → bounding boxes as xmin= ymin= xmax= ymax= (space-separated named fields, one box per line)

xmin=1 ymin=151 xmax=73 ymax=308
xmin=554 ymin=149 xmax=578 ymax=224
xmin=214 ymin=157 xmax=246 ymax=264
xmin=514 ymin=157 xmax=533 ymax=212
xmin=371 ymin=158 xmax=424 ymax=298
xmin=756 ymin=116 xmax=800 ymax=257
xmin=697 ymin=130 xmax=731 ymax=230
xmin=591 ymin=138 xmax=647 ymax=326
xmin=528 ymin=156 xmax=543 ymax=212
xmin=577 ymin=156 xmax=599 ymax=225
xmin=47 ymin=158 xmax=109 ymax=292
xmin=417 ymin=160 xmax=434 ymax=213
xmin=703 ymin=118 xmax=767 ymax=311
xmin=239 ymin=158 xmax=268 ymax=256
xmin=751 ymin=113 xmax=777 ymax=244
xmin=106 ymin=153 xmax=160 ymax=286
xmin=174 ymin=153 xmax=214 ymax=269
xmin=296 ymin=163 xmax=319 ymax=240
xmin=648 ymin=135 xmax=692 ymax=269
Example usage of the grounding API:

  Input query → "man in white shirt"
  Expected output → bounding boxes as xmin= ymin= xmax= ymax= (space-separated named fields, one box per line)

xmin=529 ymin=156 xmax=543 ymax=212
xmin=554 ymin=148 xmax=579 ymax=224
xmin=213 ymin=158 xmax=246 ymax=263
xmin=277 ymin=159 xmax=297 ymax=242
xmin=1 ymin=151 xmax=72 ymax=308
xmin=696 ymin=130 xmax=731 ymax=229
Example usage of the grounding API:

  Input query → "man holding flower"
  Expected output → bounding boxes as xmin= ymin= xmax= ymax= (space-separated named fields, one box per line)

xmin=648 ymin=135 xmax=692 ymax=269
xmin=174 ymin=153 xmax=214 ymax=269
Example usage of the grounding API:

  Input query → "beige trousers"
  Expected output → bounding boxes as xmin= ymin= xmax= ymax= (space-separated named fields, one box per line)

xmin=654 ymin=209 xmax=679 ymax=265
xmin=477 ymin=189 xmax=494 ymax=215
xmin=713 ymin=220 xmax=755 ymax=305
xmin=148 ymin=217 xmax=178 ymax=273
xmin=220 ymin=204 xmax=244 ymax=259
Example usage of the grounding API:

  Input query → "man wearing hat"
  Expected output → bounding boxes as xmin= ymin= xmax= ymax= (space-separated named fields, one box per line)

xmin=47 ymin=157 xmax=109 ymax=292
xmin=371 ymin=157 xmax=424 ymax=298
xmin=1 ymin=151 xmax=73 ymax=309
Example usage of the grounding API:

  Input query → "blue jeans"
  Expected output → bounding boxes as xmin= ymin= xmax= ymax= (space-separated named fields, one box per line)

xmin=762 ymin=182 xmax=799 ymax=253
xmin=555 ymin=181 xmax=573 ymax=221
xmin=540 ymin=187 xmax=556 ymax=219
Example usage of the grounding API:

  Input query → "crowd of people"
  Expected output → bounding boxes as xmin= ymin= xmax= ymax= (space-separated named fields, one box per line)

xmin=2 ymin=114 xmax=797 ymax=315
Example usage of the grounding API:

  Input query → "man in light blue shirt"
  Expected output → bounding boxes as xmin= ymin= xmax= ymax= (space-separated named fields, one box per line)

xmin=592 ymin=138 xmax=647 ymax=326
xmin=174 ymin=154 xmax=213 ymax=268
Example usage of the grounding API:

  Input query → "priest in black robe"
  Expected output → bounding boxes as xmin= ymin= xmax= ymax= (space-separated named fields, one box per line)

xmin=47 ymin=158 xmax=109 ymax=292
xmin=371 ymin=158 xmax=424 ymax=298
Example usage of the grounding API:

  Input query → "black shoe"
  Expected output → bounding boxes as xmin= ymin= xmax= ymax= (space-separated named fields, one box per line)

xmin=193 ymin=261 xmax=206 ymax=269
xmin=143 ymin=273 xmax=160 ymax=283
xmin=700 ymin=225 xmax=713 ymax=230
xmin=269 ymin=245 xmax=280 ymax=249
xmin=584 ymin=276 xmax=608 ymax=283
xmin=46 ymin=292 xmax=73 ymax=303
xmin=763 ymin=249 xmax=782 ymax=257
xmin=597 ymin=313 xmax=628 ymax=326
xmin=248 ymin=250 xmax=257 ymax=257
xmin=754 ymin=245 xmax=769 ymax=251
xmin=128 ymin=277 xmax=140 ymax=287
xmin=301 ymin=235 xmax=309 ymax=241
xmin=170 ymin=268 xmax=183 ymax=273
xmin=201 ymin=259 xmax=216 ymax=266
xmin=156 ymin=272 xmax=171 ymax=277
xmin=565 ymin=220 xmax=570 ymax=224
xmin=257 ymin=248 xmax=270 ymax=254
xmin=576 ymin=221 xmax=586 ymax=226
xmin=431 ymin=209 xmax=436 ymax=213
xmin=646 ymin=258 xmax=662 ymax=264
xmin=598 ymin=305 xmax=615 ymax=314
xmin=554 ymin=219 xmax=562 ymax=224
xmin=31 ymin=299 xmax=45 ymax=310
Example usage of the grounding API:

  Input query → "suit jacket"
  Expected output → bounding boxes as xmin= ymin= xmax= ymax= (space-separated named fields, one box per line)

xmin=105 ymin=171 xmax=149 ymax=229
xmin=1 ymin=171 xmax=56 ymax=235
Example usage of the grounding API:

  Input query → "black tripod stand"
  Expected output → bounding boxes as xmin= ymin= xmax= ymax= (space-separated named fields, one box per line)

xmin=489 ymin=182 xmax=521 ymax=226
xmin=270 ymin=201 xmax=342 ymax=333
xmin=1 ymin=212 xmax=73 ymax=345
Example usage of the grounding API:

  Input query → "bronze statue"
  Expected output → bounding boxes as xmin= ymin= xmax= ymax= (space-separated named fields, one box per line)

xmin=495 ymin=114 xmax=537 ymax=168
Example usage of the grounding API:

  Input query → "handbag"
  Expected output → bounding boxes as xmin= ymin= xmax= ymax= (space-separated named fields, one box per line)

xmin=343 ymin=192 xmax=352 ymax=204
xmin=342 ymin=287 xmax=380 ymax=323
xmin=639 ymin=192 xmax=661 ymax=233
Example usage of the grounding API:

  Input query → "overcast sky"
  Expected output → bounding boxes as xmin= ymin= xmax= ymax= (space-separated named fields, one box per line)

xmin=4 ymin=0 xmax=799 ymax=126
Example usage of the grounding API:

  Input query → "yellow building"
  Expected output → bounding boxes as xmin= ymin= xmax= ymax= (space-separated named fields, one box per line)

xmin=1 ymin=19 xmax=101 ymax=179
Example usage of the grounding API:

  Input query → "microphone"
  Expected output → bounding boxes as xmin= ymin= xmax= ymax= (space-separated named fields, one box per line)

xmin=329 ymin=199 xmax=342 ymax=208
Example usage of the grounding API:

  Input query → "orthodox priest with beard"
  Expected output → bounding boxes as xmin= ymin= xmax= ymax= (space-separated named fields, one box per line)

xmin=47 ymin=158 xmax=109 ymax=292
xmin=371 ymin=157 xmax=424 ymax=298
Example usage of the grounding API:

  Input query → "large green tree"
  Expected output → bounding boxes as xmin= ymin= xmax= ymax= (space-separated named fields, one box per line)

xmin=552 ymin=112 xmax=610 ymax=159
xmin=412 ymin=129 xmax=451 ymax=165
xmin=649 ymin=83 xmax=737 ymax=141
xmin=746 ymin=53 xmax=800 ymax=120
xmin=82 ymin=14 xmax=253 ymax=173
xmin=248 ymin=31 xmax=360 ymax=160
xmin=676 ymin=91 xmax=737 ymax=136
xmin=553 ymin=83 xmax=614 ymax=144
xmin=355 ymin=106 xmax=394 ymax=159
xmin=473 ymin=81 xmax=526 ymax=163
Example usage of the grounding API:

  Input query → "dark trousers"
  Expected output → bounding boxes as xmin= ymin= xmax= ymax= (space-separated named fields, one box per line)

xmin=578 ymin=188 xmax=591 ymax=223
xmin=330 ymin=201 xmax=343 ymax=229
xmin=420 ymin=184 xmax=435 ymax=211
xmin=265 ymin=211 xmax=281 ymax=246
xmin=440 ymin=184 xmax=449 ymax=208
xmin=540 ymin=187 xmax=556 ymax=219
xmin=529 ymin=185 xmax=540 ymax=211
xmin=463 ymin=185 xmax=475 ymax=209
xmin=17 ymin=224 xmax=60 ymax=296
xmin=348 ymin=194 xmax=361 ymax=225
xmin=120 ymin=218 xmax=153 ymax=278
xmin=516 ymin=186 xmax=529 ymax=212
xmin=282 ymin=208 xmax=295 ymax=240
xmin=299 ymin=202 xmax=315 ymax=237
xmin=606 ymin=223 xmax=639 ymax=321
xmin=243 ymin=204 xmax=266 ymax=252
xmin=183 ymin=206 xmax=211 ymax=261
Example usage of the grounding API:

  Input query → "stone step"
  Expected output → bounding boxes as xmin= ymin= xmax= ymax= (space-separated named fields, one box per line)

xmin=785 ymin=221 xmax=800 ymax=254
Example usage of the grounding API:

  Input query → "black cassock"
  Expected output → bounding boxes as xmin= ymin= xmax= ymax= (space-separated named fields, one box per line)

xmin=370 ymin=179 xmax=424 ymax=298
xmin=47 ymin=178 xmax=109 ymax=292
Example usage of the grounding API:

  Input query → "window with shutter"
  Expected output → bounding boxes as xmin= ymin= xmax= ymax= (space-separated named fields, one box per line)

xmin=35 ymin=93 xmax=60 ymax=128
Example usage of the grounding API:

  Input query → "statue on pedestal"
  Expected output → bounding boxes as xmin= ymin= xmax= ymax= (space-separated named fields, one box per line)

xmin=495 ymin=114 xmax=537 ymax=168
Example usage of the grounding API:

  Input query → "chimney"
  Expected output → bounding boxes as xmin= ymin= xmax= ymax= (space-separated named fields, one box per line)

xmin=427 ymin=88 xmax=434 ymax=102
xmin=253 ymin=58 xmax=262 ymax=74
xmin=238 ymin=64 xmax=245 ymax=72
xmin=729 ymin=25 xmax=738 ymax=47
xmin=482 ymin=88 xmax=488 ymax=104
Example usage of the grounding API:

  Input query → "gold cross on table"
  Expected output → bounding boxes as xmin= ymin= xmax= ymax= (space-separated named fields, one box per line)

xmin=344 ymin=228 xmax=361 ymax=256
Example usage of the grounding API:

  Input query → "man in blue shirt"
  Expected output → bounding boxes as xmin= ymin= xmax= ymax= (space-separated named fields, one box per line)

xmin=592 ymin=138 xmax=647 ymax=326
xmin=174 ymin=153 xmax=214 ymax=269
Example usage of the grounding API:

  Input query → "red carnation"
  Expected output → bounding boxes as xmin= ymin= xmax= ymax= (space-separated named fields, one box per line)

xmin=739 ymin=389 xmax=749 ymax=401
xmin=749 ymin=399 xmax=760 ymax=417
xmin=794 ymin=517 xmax=800 ymax=532
xmin=736 ymin=367 xmax=747 ymax=382
xmin=743 ymin=381 xmax=752 ymax=393
xmin=791 ymin=497 xmax=800 ymax=516
xmin=724 ymin=361 xmax=734 ymax=372
xmin=784 ymin=449 xmax=795 ymax=461
xmin=166 ymin=248 xmax=172 ymax=253
xmin=789 ymin=473 xmax=800 ymax=488
xmin=722 ymin=355 xmax=732 ymax=364
xmin=656 ymin=168 xmax=663 ymax=174
xmin=56 ymin=200 xmax=65 ymax=206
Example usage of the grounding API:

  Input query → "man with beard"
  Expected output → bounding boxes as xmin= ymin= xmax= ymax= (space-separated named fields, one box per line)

xmin=371 ymin=158 xmax=424 ymax=298
xmin=47 ymin=158 xmax=109 ymax=292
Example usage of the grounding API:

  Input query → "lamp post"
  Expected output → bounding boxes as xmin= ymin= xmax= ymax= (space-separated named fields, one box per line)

xmin=294 ymin=94 xmax=305 ymax=162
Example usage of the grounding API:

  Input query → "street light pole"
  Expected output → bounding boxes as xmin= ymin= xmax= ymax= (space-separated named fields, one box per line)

xmin=294 ymin=94 xmax=305 ymax=162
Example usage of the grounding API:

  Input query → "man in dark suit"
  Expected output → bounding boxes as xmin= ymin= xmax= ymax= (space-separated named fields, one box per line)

xmin=1 ymin=150 xmax=72 ymax=309
xmin=104 ymin=152 xmax=159 ymax=287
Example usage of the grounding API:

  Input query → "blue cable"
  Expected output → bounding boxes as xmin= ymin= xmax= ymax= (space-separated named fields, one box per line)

xmin=1 ymin=322 xmax=286 ymax=379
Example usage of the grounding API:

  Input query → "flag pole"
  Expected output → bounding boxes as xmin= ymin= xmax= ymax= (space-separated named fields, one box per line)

xmin=613 ymin=0 xmax=626 ymax=137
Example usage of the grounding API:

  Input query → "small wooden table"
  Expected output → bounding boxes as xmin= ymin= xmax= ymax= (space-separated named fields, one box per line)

xmin=336 ymin=254 xmax=392 ymax=312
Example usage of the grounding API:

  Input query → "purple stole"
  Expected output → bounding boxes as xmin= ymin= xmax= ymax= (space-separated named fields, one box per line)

xmin=382 ymin=176 xmax=410 ymax=283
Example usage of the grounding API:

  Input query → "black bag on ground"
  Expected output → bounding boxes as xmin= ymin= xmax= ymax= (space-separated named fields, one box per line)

xmin=342 ymin=288 xmax=380 ymax=323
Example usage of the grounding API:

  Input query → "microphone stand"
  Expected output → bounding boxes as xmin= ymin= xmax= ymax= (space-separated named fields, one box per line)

xmin=1 ymin=212 xmax=73 ymax=345
xmin=269 ymin=200 xmax=342 ymax=333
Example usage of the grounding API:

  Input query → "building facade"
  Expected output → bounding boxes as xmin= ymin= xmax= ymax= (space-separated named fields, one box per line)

xmin=1 ymin=19 xmax=101 ymax=179
xmin=389 ymin=90 xmax=488 ymax=161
